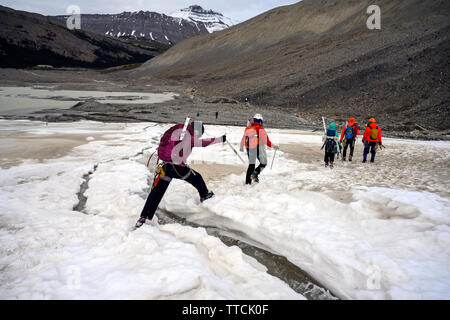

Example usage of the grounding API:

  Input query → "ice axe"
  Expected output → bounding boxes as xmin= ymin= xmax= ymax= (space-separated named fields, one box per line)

xmin=376 ymin=142 xmax=385 ymax=151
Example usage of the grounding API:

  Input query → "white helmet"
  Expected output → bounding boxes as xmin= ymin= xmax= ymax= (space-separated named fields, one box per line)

xmin=253 ymin=113 xmax=263 ymax=122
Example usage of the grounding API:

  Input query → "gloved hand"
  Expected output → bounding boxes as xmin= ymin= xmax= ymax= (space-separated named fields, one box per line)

xmin=273 ymin=145 xmax=279 ymax=150
xmin=222 ymin=135 xmax=226 ymax=142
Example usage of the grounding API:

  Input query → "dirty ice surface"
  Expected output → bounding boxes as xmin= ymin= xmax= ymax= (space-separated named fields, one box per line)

xmin=0 ymin=120 xmax=302 ymax=299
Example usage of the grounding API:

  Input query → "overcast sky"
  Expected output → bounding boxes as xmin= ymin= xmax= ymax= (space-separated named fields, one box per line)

xmin=0 ymin=0 xmax=300 ymax=22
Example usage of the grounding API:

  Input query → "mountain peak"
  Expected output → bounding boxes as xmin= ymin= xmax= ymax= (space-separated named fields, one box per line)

xmin=186 ymin=5 xmax=223 ymax=16
xmin=171 ymin=5 xmax=237 ymax=33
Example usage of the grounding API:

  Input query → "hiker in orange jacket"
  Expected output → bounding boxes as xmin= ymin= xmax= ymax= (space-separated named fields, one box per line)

xmin=240 ymin=114 xmax=278 ymax=184
xmin=362 ymin=118 xmax=382 ymax=163
xmin=339 ymin=117 xmax=360 ymax=161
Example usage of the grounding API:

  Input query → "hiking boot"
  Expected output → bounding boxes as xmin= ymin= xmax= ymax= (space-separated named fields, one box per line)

xmin=362 ymin=159 xmax=367 ymax=163
xmin=135 ymin=217 xmax=146 ymax=229
xmin=325 ymin=163 xmax=329 ymax=167
xmin=330 ymin=163 xmax=334 ymax=169
xmin=251 ymin=173 xmax=259 ymax=183
xmin=342 ymin=157 xmax=346 ymax=161
xmin=200 ymin=191 xmax=214 ymax=202
xmin=349 ymin=156 xmax=352 ymax=162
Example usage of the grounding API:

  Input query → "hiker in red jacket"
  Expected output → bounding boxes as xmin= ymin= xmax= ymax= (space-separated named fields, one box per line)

xmin=362 ymin=118 xmax=382 ymax=163
xmin=240 ymin=114 xmax=278 ymax=184
xmin=135 ymin=120 xmax=225 ymax=228
xmin=339 ymin=117 xmax=360 ymax=161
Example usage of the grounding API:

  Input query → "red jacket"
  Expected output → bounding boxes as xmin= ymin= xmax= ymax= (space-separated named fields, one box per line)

xmin=362 ymin=122 xmax=382 ymax=142
xmin=240 ymin=122 xmax=273 ymax=149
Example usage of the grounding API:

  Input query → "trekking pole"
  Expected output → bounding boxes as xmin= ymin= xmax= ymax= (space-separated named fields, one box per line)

xmin=270 ymin=147 xmax=278 ymax=170
xmin=222 ymin=126 xmax=246 ymax=164
xmin=226 ymin=140 xmax=246 ymax=164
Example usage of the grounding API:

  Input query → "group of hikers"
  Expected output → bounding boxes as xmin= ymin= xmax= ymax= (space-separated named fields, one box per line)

xmin=322 ymin=117 xmax=383 ymax=168
xmin=135 ymin=114 xmax=382 ymax=228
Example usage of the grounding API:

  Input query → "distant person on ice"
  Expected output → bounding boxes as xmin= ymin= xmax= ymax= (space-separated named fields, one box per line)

xmin=362 ymin=118 xmax=382 ymax=163
xmin=321 ymin=122 xmax=341 ymax=169
xmin=135 ymin=120 xmax=226 ymax=228
xmin=339 ymin=117 xmax=360 ymax=161
xmin=240 ymin=113 xmax=278 ymax=184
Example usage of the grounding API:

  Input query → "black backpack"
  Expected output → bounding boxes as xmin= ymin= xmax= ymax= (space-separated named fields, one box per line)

xmin=325 ymin=138 xmax=337 ymax=153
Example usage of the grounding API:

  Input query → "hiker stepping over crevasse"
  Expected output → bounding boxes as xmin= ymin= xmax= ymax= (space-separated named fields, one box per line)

xmin=321 ymin=122 xmax=341 ymax=169
xmin=339 ymin=117 xmax=360 ymax=162
xmin=135 ymin=120 xmax=225 ymax=228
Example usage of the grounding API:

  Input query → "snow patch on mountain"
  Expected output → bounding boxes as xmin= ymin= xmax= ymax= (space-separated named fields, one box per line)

xmin=53 ymin=10 xmax=208 ymax=44
xmin=171 ymin=5 xmax=238 ymax=33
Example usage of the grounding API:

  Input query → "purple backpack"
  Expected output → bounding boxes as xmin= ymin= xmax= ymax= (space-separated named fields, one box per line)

xmin=157 ymin=124 xmax=186 ymax=162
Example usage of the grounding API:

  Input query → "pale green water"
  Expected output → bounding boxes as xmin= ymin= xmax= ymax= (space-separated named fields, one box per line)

xmin=0 ymin=86 xmax=177 ymax=115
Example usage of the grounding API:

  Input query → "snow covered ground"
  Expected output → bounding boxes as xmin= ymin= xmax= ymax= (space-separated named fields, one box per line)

xmin=0 ymin=120 xmax=302 ymax=299
xmin=1 ymin=120 xmax=449 ymax=299
xmin=162 ymin=125 xmax=450 ymax=299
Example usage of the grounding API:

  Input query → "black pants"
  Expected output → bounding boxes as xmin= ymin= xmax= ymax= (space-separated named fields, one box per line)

xmin=140 ymin=163 xmax=209 ymax=220
xmin=363 ymin=141 xmax=377 ymax=162
xmin=245 ymin=163 xmax=266 ymax=184
xmin=324 ymin=151 xmax=335 ymax=165
xmin=343 ymin=138 xmax=355 ymax=158
xmin=245 ymin=147 xmax=266 ymax=184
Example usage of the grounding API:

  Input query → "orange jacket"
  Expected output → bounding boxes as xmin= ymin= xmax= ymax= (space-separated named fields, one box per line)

xmin=362 ymin=122 xmax=382 ymax=142
xmin=240 ymin=123 xmax=273 ymax=149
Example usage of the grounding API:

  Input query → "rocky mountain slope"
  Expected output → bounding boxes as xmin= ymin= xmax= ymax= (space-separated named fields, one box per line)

xmin=0 ymin=6 xmax=170 ymax=68
xmin=52 ymin=10 xmax=209 ymax=44
xmin=131 ymin=0 xmax=450 ymax=133
xmin=171 ymin=5 xmax=237 ymax=33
